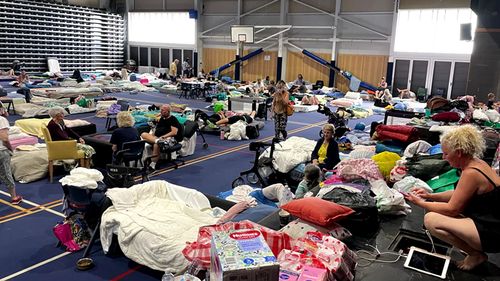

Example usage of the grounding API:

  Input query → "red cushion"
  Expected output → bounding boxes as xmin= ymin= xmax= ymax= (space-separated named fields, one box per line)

xmin=281 ymin=198 xmax=355 ymax=226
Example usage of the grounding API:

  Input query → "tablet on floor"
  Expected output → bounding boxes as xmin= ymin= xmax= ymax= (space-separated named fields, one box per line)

xmin=404 ymin=246 xmax=451 ymax=279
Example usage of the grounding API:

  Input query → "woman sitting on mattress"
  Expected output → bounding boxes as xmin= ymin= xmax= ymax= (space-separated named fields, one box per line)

xmin=47 ymin=106 xmax=95 ymax=159
xmin=405 ymin=125 xmax=500 ymax=270
xmin=311 ymin=124 xmax=340 ymax=171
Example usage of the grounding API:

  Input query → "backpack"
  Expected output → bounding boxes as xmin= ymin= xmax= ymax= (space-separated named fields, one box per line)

xmin=427 ymin=96 xmax=450 ymax=112
xmin=322 ymin=188 xmax=379 ymax=234
xmin=246 ymin=125 xmax=260 ymax=139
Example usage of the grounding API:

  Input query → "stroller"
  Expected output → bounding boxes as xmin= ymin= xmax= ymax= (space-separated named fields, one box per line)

xmin=317 ymin=104 xmax=350 ymax=139
xmin=232 ymin=138 xmax=284 ymax=188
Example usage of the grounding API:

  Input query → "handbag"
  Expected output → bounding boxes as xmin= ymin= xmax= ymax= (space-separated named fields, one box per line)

xmin=286 ymin=103 xmax=294 ymax=116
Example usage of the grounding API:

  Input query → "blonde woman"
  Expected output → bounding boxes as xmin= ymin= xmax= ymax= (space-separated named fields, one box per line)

xmin=311 ymin=124 xmax=340 ymax=170
xmin=272 ymin=85 xmax=289 ymax=140
xmin=110 ymin=111 xmax=140 ymax=153
xmin=405 ymin=125 xmax=500 ymax=270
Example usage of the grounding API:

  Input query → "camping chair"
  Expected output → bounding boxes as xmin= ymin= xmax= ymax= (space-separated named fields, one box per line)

xmin=113 ymin=140 xmax=145 ymax=167
xmin=41 ymin=126 xmax=88 ymax=183
xmin=417 ymin=88 xmax=427 ymax=102
xmin=178 ymin=83 xmax=191 ymax=99
xmin=312 ymin=80 xmax=324 ymax=90
xmin=105 ymin=100 xmax=130 ymax=130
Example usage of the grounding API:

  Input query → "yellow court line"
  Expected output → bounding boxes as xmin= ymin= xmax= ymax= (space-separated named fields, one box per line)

xmin=0 ymin=202 xmax=63 ymax=224
xmin=0 ymin=251 xmax=72 ymax=281
xmin=0 ymin=190 xmax=65 ymax=218
xmin=0 ymin=199 xmax=61 ymax=220
xmin=0 ymin=198 xmax=29 ymax=212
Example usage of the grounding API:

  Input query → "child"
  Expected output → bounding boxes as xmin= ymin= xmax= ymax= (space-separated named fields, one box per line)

xmin=295 ymin=164 xmax=321 ymax=199
xmin=487 ymin=93 xmax=496 ymax=110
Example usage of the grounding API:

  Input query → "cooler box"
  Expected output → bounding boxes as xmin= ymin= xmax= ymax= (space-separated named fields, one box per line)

xmin=210 ymin=229 xmax=280 ymax=281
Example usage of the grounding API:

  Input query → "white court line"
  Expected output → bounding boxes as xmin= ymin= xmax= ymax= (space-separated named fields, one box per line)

xmin=0 ymin=252 xmax=72 ymax=280
xmin=0 ymin=190 xmax=65 ymax=218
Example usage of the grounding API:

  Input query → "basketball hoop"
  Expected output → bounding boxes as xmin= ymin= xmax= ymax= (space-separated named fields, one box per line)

xmin=238 ymin=34 xmax=247 ymax=43
xmin=231 ymin=26 xmax=254 ymax=43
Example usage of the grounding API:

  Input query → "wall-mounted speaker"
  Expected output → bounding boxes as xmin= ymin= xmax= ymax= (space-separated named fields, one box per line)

xmin=460 ymin=23 xmax=472 ymax=41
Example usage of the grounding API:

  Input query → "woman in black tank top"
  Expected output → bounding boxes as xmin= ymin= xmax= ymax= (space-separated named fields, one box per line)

xmin=404 ymin=125 xmax=500 ymax=271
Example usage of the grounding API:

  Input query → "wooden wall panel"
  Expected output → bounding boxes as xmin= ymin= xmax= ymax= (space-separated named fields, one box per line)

xmin=202 ymin=48 xmax=388 ymax=91
xmin=286 ymin=51 xmax=331 ymax=85
xmin=241 ymin=50 xmax=278 ymax=82
xmin=202 ymin=48 xmax=236 ymax=77
xmin=335 ymin=54 xmax=388 ymax=92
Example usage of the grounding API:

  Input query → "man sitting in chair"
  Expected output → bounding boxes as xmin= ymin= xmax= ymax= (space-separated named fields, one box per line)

xmin=141 ymin=104 xmax=183 ymax=170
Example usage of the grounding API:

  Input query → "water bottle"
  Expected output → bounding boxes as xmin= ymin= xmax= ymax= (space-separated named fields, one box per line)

xmin=181 ymin=259 xmax=202 ymax=281
xmin=161 ymin=272 xmax=175 ymax=281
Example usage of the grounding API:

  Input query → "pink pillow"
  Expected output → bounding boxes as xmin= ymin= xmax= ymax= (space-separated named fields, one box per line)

xmin=281 ymin=197 xmax=355 ymax=226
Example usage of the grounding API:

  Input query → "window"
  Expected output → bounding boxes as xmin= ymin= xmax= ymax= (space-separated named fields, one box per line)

xmin=395 ymin=9 xmax=477 ymax=54
xmin=128 ymin=12 xmax=195 ymax=45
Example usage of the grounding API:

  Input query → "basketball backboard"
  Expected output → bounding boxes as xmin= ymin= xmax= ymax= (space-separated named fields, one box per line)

xmin=231 ymin=26 xmax=254 ymax=43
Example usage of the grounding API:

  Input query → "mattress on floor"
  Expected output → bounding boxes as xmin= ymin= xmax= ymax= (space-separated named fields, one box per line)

xmin=0 ymin=75 xmax=15 ymax=81
xmin=159 ymin=86 xmax=178 ymax=95
xmin=100 ymin=180 xmax=219 ymax=272
xmin=15 ymin=103 xmax=44 ymax=117
xmin=10 ymin=135 xmax=38 ymax=149
xmin=330 ymin=98 xmax=363 ymax=108
xmin=14 ymin=118 xmax=94 ymax=138
xmin=294 ymin=104 xmax=319 ymax=112
xmin=31 ymin=87 xmax=104 ymax=99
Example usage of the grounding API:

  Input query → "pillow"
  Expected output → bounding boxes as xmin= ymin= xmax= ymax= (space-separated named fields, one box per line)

xmin=231 ymin=204 xmax=277 ymax=223
xmin=280 ymin=218 xmax=352 ymax=241
xmin=281 ymin=198 xmax=354 ymax=226
xmin=344 ymin=91 xmax=361 ymax=100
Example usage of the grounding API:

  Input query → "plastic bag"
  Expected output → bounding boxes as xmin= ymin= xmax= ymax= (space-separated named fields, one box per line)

xmin=53 ymin=222 xmax=81 ymax=252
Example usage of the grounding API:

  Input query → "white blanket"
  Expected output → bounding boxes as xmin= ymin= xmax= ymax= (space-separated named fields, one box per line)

xmin=260 ymin=136 xmax=316 ymax=173
xmin=100 ymin=180 xmax=218 ymax=272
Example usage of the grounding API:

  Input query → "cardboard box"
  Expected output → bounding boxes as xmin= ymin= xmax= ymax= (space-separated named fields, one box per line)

xmin=210 ymin=229 xmax=280 ymax=281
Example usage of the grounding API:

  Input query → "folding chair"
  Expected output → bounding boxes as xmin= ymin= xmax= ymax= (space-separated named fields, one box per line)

xmin=113 ymin=140 xmax=145 ymax=167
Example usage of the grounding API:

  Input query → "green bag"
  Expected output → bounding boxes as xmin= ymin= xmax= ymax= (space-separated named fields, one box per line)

xmin=426 ymin=169 xmax=460 ymax=193
xmin=76 ymin=98 xmax=89 ymax=108
xmin=213 ymin=101 xmax=225 ymax=113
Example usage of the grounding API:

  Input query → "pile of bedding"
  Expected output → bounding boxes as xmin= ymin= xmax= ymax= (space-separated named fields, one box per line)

xmin=260 ymin=136 xmax=317 ymax=173
xmin=100 ymin=180 xmax=221 ymax=273
xmin=330 ymin=92 xmax=363 ymax=107
xmin=8 ymin=126 xmax=38 ymax=149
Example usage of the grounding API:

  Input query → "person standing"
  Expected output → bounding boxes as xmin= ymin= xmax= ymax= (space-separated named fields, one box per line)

xmin=169 ymin=59 xmax=179 ymax=79
xmin=0 ymin=115 xmax=22 ymax=204
xmin=182 ymin=58 xmax=191 ymax=78
xmin=272 ymin=87 xmax=289 ymax=140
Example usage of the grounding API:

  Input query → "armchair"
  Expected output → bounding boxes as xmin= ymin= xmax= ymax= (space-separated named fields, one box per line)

xmin=41 ymin=126 xmax=88 ymax=183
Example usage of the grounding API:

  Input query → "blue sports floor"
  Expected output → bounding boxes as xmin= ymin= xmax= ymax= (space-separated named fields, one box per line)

xmin=1 ymin=83 xmax=499 ymax=281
